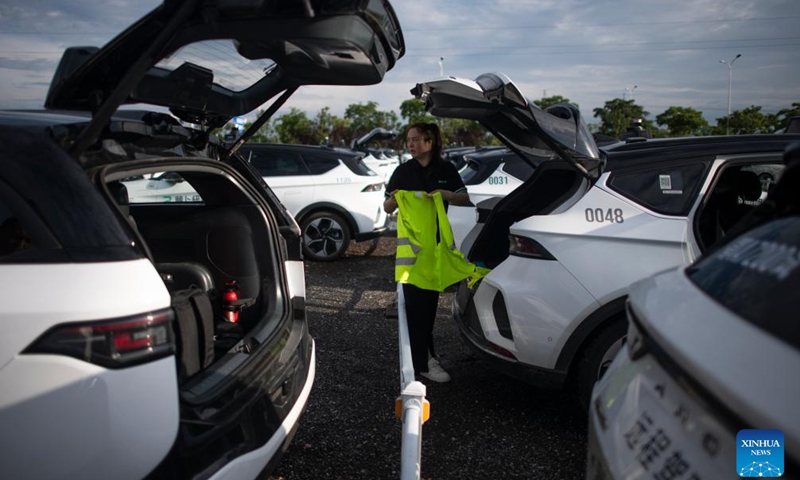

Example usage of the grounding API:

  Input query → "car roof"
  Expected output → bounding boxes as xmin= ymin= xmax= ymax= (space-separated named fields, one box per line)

xmin=244 ymin=143 xmax=358 ymax=153
xmin=241 ymin=143 xmax=366 ymax=160
xmin=604 ymin=134 xmax=800 ymax=169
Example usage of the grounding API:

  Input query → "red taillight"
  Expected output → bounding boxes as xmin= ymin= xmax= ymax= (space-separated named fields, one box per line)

xmin=24 ymin=309 xmax=174 ymax=368
xmin=508 ymin=235 xmax=556 ymax=260
xmin=487 ymin=341 xmax=517 ymax=360
xmin=361 ymin=183 xmax=384 ymax=192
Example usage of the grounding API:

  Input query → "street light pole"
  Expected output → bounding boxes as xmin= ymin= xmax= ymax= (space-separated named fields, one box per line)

xmin=623 ymin=85 xmax=637 ymax=100
xmin=439 ymin=57 xmax=444 ymax=77
xmin=720 ymin=53 xmax=741 ymax=135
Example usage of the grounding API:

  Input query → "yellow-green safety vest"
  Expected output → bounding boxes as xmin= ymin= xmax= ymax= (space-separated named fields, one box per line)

xmin=394 ymin=190 xmax=490 ymax=291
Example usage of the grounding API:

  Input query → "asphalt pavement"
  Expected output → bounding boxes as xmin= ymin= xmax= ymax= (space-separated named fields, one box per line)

xmin=268 ymin=237 xmax=588 ymax=480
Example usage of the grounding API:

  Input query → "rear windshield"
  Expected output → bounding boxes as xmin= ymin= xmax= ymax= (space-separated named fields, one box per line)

xmin=503 ymin=157 xmax=536 ymax=182
xmin=687 ymin=216 xmax=800 ymax=350
xmin=341 ymin=156 xmax=378 ymax=177
xmin=459 ymin=160 xmax=481 ymax=185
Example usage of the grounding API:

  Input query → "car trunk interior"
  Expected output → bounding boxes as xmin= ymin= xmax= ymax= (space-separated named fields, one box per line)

xmin=103 ymin=166 xmax=289 ymax=396
xmin=467 ymin=161 xmax=587 ymax=268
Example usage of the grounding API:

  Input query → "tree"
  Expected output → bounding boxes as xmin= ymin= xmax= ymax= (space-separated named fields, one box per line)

xmin=314 ymin=107 xmax=350 ymax=146
xmin=712 ymin=105 xmax=777 ymax=135
xmin=399 ymin=98 xmax=431 ymax=125
xmin=533 ymin=95 xmax=578 ymax=110
xmin=344 ymin=101 xmax=399 ymax=140
xmin=275 ymin=108 xmax=315 ymax=144
xmin=438 ymin=118 xmax=490 ymax=146
xmin=655 ymin=106 xmax=709 ymax=137
xmin=774 ymin=102 xmax=800 ymax=131
xmin=593 ymin=99 xmax=652 ymax=137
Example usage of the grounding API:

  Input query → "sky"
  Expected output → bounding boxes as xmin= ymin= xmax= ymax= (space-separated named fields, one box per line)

xmin=1 ymin=0 xmax=799 ymax=128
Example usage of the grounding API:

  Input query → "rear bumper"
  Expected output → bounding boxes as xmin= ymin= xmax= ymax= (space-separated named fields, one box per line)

xmin=209 ymin=342 xmax=316 ymax=480
xmin=452 ymin=282 xmax=566 ymax=389
xmin=146 ymin=315 xmax=315 ymax=480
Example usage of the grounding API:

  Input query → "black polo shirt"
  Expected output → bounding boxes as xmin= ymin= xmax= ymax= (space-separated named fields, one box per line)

xmin=385 ymin=158 xmax=467 ymax=210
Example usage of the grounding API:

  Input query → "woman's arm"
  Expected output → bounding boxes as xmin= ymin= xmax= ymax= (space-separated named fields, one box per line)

xmin=431 ymin=189 xmax=471 ymax=206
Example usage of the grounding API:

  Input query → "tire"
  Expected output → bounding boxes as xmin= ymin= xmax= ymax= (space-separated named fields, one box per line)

xmin=300 ymin=211 xmax=351 ymax=262
xmin=575 ymin=317 xmax=627 ymax=411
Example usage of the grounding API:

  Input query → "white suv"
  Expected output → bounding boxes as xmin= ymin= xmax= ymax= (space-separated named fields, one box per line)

xmin=239 ymin=143 xmax=389 ymax=261
xmin=0 ymin=1 xmax=404 ymax=479
xmin=411 ymin=72 xmax=800 ymax=408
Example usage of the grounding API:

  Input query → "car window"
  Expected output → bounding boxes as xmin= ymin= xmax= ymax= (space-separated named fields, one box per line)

xmin=350 ymin=158 xmax=377 ymax=176
xmin=459 ymin=159 xmax=480 ymax=185
xmin=687 ymin=215 xmax=800 ymax=350
xmin=740 ymin=164 xmax=783 ymax=205
xmin=696 ymin=163 xmax=784 ymax=249
xmin=123 ymin=172 xmax=203 ymax=204
xmin=503 ymin=159 xmax=536 ymax=182
xmin=0 ymin=200 xmax=36 ymax=259
xmin=608 ymin=162 xmax=708 ymax=216
xmin=249 ymin=150 xmax=307 ymax=177
xmin=303 ymin=153 xmax=340 ymax=175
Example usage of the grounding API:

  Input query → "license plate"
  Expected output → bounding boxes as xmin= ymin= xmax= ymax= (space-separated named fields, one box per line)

xmin=598 ymin=355 xmax=733 ymax=480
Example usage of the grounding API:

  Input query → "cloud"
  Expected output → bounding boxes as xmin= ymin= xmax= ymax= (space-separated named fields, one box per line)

xmin=0 ymin=0 xmax=797 ymax=126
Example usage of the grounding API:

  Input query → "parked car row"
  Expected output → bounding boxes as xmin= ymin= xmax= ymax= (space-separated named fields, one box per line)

xmin=0 ymin=1 xmax=405 ymax=480
xmin=411 ymin=72 xmax=799 ymax=478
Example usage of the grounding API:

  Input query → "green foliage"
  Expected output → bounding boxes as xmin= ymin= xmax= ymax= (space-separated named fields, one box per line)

xmin=655 ymin=106 xmax=709 ymax=137
xmin=344 ymin=101 xmax=400 ymax=140
xmin=438 ymin=118 xmax=489 ymax=147
xmin=314 ymin=107 xmax=350 ymax=146
xmin=775 ymin=102 xmax=800 ymax=131
xmin=274 ymin=108 xmax=316 ymax=144
xmin=399 ymin=98 xmax=431 ymax=125
xmin=593 ymin=98 xmax=653 ymax=137
xmin=712 ymin=105 xmax=777 ymax=135
xmin=218 ymin=97 xmax=800 ymax=148
xmin=533 ymin=95 xmax=578 ymax=110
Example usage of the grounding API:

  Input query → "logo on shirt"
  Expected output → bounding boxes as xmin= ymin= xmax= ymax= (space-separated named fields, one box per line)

xmin=737 ymin=429 xmax=784 ymax=477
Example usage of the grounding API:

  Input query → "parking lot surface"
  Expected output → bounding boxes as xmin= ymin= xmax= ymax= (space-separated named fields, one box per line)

xmin=268 ymin=237 xmax=588 ymax=479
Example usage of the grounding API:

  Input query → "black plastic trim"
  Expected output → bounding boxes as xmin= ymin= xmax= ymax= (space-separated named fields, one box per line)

xmin=555 ymin=296 xmax=628 ymax=373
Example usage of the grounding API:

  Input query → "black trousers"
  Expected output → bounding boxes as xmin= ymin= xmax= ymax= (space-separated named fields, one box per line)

xmin=402 ymin=283 xmax=440 ymax=374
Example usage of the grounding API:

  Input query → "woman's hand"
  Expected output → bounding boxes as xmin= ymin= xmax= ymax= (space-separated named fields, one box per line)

xmin=383 ymin=190 xmax=399 ymax=213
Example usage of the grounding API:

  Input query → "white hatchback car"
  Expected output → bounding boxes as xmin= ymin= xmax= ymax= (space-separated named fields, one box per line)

xmin=239 ymin=143 xmax=390 ymax=261
xmin=412 ymin=72 xmax=800 ymax=408
xmin=0 ymin=1 xmax=404 ymax=479
xmin=588 ymin=143 xmax=800 ymax=480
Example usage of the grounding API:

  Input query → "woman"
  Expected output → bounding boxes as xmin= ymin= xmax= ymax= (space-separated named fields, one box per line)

xmin=383 ymin=122 xmax=470 ymax=382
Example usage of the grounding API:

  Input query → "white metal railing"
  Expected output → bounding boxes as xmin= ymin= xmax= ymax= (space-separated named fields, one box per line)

xmin=396 ymin=283 xmax=429 ymax=480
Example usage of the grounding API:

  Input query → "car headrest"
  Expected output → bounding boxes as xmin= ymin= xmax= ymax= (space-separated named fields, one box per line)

xmin=717 ymin=169 xmax=762 ymax=201
xmin=107 ymin=181 xmax=130 ymax=206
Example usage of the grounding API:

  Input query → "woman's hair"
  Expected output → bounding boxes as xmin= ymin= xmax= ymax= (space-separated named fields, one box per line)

xmin=407 ymin=122 xmax=443 ymax=160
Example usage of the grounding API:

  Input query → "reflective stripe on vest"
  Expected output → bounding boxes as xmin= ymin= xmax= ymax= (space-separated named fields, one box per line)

xmin=394 ymin=190 xmax=490 ymax=291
